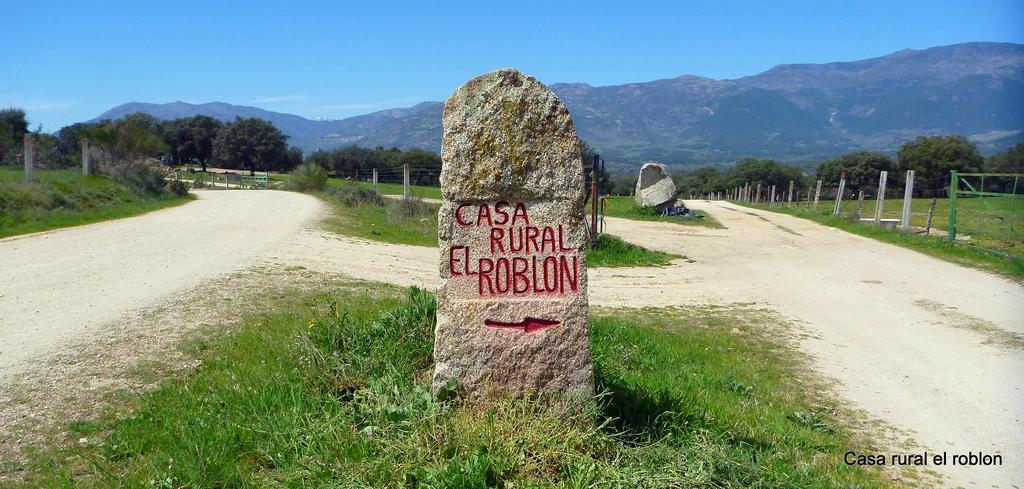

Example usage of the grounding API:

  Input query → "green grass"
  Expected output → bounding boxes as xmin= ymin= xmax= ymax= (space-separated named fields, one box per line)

xmin=603 ymin=196 xmax=723 ymax=228
xmin=0 ymin=168 xmax=193 ymax=239
xmin=340 ymin=180 xmax=443 ymax=200
xmin=10 ymin=286 xmax=890 ymax=488
xmin=588 ymin=233 xmax=680 ymax=267
xmin=826 ymin=195 xmax=1023 ymax=258
xmin=318 ymin=185 xmax=440 ymax=247
xmin=317 ymin=187 xmax=681 ymax=269
xmin=743 ymin=201 xmax=1024 ymax=281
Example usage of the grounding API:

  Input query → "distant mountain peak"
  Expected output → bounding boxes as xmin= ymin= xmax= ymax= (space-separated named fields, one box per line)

xmin=86 ymin=42 xmax=1023 ymax=168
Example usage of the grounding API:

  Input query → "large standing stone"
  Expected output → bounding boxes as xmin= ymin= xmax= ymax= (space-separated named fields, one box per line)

xmin=634 ymin=162 xmax=676 ymax=208
xmin=435 ymin=68 xmax=592 ymax=399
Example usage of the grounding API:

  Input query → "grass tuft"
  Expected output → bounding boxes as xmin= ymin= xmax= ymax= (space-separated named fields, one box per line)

xmin=603 ymin=196 xmax=724 ymax=228
xmin=588 ymin=234 xmax=680 ymax=268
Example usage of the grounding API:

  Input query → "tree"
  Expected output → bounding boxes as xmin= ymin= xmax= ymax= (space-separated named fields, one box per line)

xmin=815 ymin=151 xmax=894 ymax=193
xmin=674 ymin=166 xmax=723 ymax=197
xmin=897 ymin=135 xmax=983 ymax=196
xmin=986 ymin=142 xmax=1024 ymax=174
xmin=85 ymin=117 xmax=167 ymax=172
xmin=213 ymin=117 xmax=287 ymax=172
xmin=284 ymin=145 xmax=304 ymax=172
xmin=164 ymin=115 xmax=222 ymax=169
xmin=55 ymin=122 xmax=93 ymax=166
xmin=303 ymin=145 xmax=443 ymax=184
xmin=0 ymin=108 xmax=29 ymax=165
xmin=720 ymin=158 xmax=806 ymax=194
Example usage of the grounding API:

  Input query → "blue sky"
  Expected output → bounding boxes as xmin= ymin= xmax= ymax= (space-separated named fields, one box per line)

xmin=3 ymin=0 xmax=1022 ymax=132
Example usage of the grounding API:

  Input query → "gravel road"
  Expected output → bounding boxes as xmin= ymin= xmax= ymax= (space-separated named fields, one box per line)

xmin=2 ymin=191 xmax=1020 ymax=487
xmin=0 ymin=190 xmax=323 ymax=383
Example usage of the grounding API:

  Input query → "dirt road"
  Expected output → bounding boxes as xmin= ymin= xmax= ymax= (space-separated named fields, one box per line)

xmin=604 ymin=200 xmax=1024 ymax=488
xmin=0 ymin=190 xmax=324 ymax=383
xmin=3 ymin=191 xmax=1021 ymax=487
xmin=281 ymin=199 xmax=1024 ymax=487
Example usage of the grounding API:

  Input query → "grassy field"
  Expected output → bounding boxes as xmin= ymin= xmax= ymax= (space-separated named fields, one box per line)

xmin=588 ymin=233 xmax=680 ymax=267
xmin=11 ymin=284 xmax=892 ymax=487
xmin=743 ymin=200 xmax=1024 ymax=281
xmin=604 ymin=196 xmax=724 ymax=228
xmin=0 ymin=168 xmax=193 ymax=239
xmin=317 ymin=186 xmax=680 ymax=268
xmin=828 ymin=195 xmax=1022 ymax=243
xmin=318 ymin=185 xmax=440 ymax=247
xmin=344 ymin=180 xmax=444 ymax=200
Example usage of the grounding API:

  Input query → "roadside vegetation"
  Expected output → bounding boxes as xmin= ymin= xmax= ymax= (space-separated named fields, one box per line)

xmin=349 ymin=180 xmax=443 ymax=200
xmin=0 ymin=168 xmax=191 ymax=239
xmin=318 ymin=183 xmax=440 ymax=247
xmin=588 ymin=234 xmax=680 ymax=267
xmin=11 ymin=284 xmax=891 ymax=487
xmin=603 ymin=196 xmax=723 ymax=228
xmin=314 ymin=183 xmax=681 ymax=269
xmin=746 ymin=201 xmax=1024 ymax=281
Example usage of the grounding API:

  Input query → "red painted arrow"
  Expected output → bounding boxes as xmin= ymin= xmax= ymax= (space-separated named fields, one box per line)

xmin=484 ymin=317 xmax=561 ymax=333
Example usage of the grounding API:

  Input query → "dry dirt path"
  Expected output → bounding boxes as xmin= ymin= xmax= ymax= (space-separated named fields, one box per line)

xmin=607 ymin=200 xmax=1023 ymax=489
xmin=0 ymin=190 xmax=324 ymax=384
xmin=3 ymin=190 xmax=1021 ymax=487
xmin=282 ymin=198 xmax=1024 ymax=487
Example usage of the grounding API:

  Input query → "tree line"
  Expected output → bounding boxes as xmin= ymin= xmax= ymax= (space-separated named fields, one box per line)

xmin=1 ymin=110 xmax=303 ymax=173
xmin=646 ymin=136 xmax=1024 ymax=199
xmin=305 ymin=146 xmax=442 ymax=185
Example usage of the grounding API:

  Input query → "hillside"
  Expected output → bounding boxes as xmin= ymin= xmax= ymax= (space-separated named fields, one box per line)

xmin=90 ymin=42 xmax=1024 ymax=171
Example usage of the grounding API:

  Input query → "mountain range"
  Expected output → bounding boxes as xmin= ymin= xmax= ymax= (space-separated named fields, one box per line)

xmin=91 ymin=42 xmax=1024 ymax=172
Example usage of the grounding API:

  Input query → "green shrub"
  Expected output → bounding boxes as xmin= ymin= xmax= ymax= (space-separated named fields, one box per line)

xmin=324 ymin=182 xmax=385 ymax=207
xmin=387 ymin=196 xmax=431 ymax=223
xmin=287 ymin=162 xmax=328 ymax=191
xmin=111 ymin=160 xmax=169 ymax=197
xmin=165 ymin=179 xmax=189 ymax=197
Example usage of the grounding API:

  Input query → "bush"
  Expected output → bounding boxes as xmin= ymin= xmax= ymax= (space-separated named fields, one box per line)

xmin=165 ymin=179 xmax=190 ymax=197
xmin=387 ymin=196 xmax=431 ymax=223
xmin=325 ymin=182 xmax=385 ymax=207
xmin=111 ymin=160 xmax=170 ymax=197
xmin=286 ymin=162 xmax=328 ymax=191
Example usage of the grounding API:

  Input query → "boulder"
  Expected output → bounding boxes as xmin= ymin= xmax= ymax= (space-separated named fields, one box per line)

xmin=634 ymin=162 xmax=677 ymax=208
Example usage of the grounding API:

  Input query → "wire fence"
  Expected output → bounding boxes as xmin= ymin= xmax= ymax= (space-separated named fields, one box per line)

xmin=724 ymin=170 xmax=1024 ymax=261
xmin=949 ymin=171 xmax=1023 ymax=259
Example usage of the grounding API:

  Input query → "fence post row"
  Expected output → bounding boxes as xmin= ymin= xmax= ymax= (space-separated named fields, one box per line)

xmin=82 ymin=139 xmax=91 ymax=175
xmin=874 ymin=170 xmax=888 ymax=223
xmin=926 ymin=198 xmax=937 ymax=236
xmin=23 ymin=134 xmax=34 ymax=182
xmin=901 ymin=170 xmax=915 ymax=231
xmin=833 ymin=176 xmax=847 ymax=216
xmin=948 ymin=170 xmax=958 ymax=243
xmin=403 ymin=164 xmax=411 ymax=198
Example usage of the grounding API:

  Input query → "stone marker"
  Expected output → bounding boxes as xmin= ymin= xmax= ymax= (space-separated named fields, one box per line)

xmin=434 ymin=68 xmax=592 ymax=399
xmin=634 ymin=162 xmax=677 ymax=208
